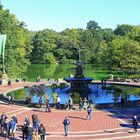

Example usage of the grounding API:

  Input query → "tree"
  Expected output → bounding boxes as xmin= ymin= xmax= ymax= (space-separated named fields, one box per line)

xmin=86 ymin=20 xmax=101 ymax=30
xmin=105 ymin=37 xmax=140 ymax=71
xmin=43 ymin=52 xmax=56 ymax=64
xmin=0 ymin=7 xmax=32 ymax=78
xmin=30 ymin=29 xmax=58 ymax=63
xmin=114 ymin=24 xmax=134 ymax=36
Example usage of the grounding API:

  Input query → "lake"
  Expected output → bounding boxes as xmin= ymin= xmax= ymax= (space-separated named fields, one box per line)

xmin=22 ymin=64 xmax=140 ymax=82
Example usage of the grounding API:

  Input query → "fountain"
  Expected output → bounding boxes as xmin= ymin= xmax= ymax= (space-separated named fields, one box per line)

xmin=64 ymin=48 xmax=93 ymax=94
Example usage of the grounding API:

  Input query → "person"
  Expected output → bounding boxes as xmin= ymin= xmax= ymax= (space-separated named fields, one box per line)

xmin=9 ymin=119 xmax=16 ymax=138
xmin=0 ymin=112 xmax=7 ymax=133
xmin=32 ymin=130 xmax=38 ymax=140
xmin=38 ymin=76 xmax=41 ymax=82
xmin=24 ymin=116 xmax=30 ymax=126
xmin=4 ymin=117 xmax=9 ymax=139
xmin=22 ymin=122 xmax=28 ymax=140
xmin=38 ymin=96 xmax=42 ymax=109
xmin=68 ymin=97 xmax=73 ymax=110
xmin=120 ymin=97 xmax=125 ymax=108
xmin=8 ymin=80 xmax=11 ymax=86
xmin=38 ymin=123 xmax=46 ymax=140
xmin=10 ymin=96 xmax=14 ymax=104
xmin=32 ymin=114 xmax=40 ymax=132
xmin=52 ymin=92 xmax=57 ymax=108
xmin=36 ymin=76 xmax=41 ymax=82
xmin=101 ymin=78 xmax=104 ymax=85
xmin=79 ymin=98 xmax=83 ymax=110
xmin=86 ymin=105 xmax=92 ymax=120
xmin=65 ymin=102 xmax=69 ymax=110
xmin=83 ymin=98 xmax=88 ymax=110
xmin=12 ymin=114 xmax=18 ymax=137
xmin=45 ymin=99 xmax=51 ymax=112
xmin=56 ymin=96 xmax=61 ymax=109
xmin=132 ymin=116 xmax=139 ymax=133
xmin=63 ymin=117 xmax=70 ymax=136
xmin=25 ymin=97 xmax=31 ymax=105
xmin=27 ymin=124 xmax=33 ymax=140
xmin=8 ymin=96 xmax=12 ymax=105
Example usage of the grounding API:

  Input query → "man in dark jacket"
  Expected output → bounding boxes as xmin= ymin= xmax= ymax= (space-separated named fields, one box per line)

xmin=63 ymin=117 xmax=70 ymax=136
xmin=133 ymin=116 xmax=139 ymax=133
xmin=22 ymin=122 xmax=28 ymax=140
xmin=27 ymin=124 xmax=33 ymax=140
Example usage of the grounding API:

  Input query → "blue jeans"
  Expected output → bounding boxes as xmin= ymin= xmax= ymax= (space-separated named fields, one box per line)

xmin=27 ymin=135 xmax=32 ymax=140
xmin=87 ymin=112 xmax=92 ymax=120
xmin=33 ymin=123 xmax=39 ymax=131
xmin=64 ymin=125 xmax=68 ymax=136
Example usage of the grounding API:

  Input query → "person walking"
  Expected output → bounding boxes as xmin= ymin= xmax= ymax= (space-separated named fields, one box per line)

xmin=63 ymin=117 xmax=70 ymax=136
xmin=45 ymin=99 xmax=51 ymax=112
xmin=86 ymin=105 xmax=92 ymax=120
xmin=132 ymin=116 xmax=139 ymax=133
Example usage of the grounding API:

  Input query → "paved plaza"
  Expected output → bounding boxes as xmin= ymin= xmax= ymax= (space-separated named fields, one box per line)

xmin=0 ymin=82 xmax=140 ymax=140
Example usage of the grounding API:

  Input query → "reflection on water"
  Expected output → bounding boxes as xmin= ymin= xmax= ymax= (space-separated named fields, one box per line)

xmin=23 ymin=64 xmax=140 ymax=82
xmin=7 ymin=84 xmax=140 ymax=105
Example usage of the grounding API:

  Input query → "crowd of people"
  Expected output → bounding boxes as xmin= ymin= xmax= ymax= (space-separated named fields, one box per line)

xmin=0 ymin=113 xmax=46 ymax=140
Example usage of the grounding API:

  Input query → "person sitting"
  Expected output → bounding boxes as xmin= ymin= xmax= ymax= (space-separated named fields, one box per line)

xmin=25 ymin=97 xmax=31 ymax=105
xmin=8 ymin=80 xmax=11 ymax=86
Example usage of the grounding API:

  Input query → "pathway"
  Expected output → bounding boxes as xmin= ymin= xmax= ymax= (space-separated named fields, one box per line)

xmin=0 ymin=81 xmax=140 ymax=140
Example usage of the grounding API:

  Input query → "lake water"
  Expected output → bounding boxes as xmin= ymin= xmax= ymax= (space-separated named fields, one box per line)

xmin=23 ymin=64 xmax=140 ymax=82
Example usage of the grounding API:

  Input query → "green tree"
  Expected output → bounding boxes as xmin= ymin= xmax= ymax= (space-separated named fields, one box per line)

xmin=0 ymin=7 xmax=32 ymax=78
xmin=31 ymin=29 xmax=58 ymax=63
xmin=86 ymin=20 xmax=101 ymax=30
xmin=105 ymin=37 xmax=140 ymax=71
xmin=114 ymin=24 xmax=135 ymax=36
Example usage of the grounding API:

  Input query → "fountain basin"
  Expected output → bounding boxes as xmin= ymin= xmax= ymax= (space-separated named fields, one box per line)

xmin=64 ymin=77 xmax=93 ymax=84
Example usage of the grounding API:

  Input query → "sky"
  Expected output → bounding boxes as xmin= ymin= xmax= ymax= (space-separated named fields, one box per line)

xmin=1 ymin=0 xmax=140 ymax=31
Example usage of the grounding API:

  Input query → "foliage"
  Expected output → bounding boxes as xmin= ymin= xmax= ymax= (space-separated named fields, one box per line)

xmin=0 ymin=7 xmax=32 ymax=78
xmin=59 ymin=83 xmax=69 ymax=89
xmin=51 ymin=83 xmax=59 ymax=90
xmin=1 ymin=4 xmax=140 ymax=78
xmin=105 ymin=37 xmax=140 ymax=71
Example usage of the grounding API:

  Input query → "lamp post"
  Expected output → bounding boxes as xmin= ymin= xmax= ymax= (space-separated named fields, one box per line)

xmin=78 ymin=48 xmax=81 ymax=62
xmin=0 ymin=34 xmax=8 ymax=84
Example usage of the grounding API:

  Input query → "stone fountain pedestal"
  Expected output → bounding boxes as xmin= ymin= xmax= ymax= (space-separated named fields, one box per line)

xmin=64 ymin=61 xmax=93 ymax=94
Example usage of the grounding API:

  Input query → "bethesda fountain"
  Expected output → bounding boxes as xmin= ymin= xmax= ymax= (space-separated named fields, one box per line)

xmin=64 ymin=48 xmax=93 ymax=94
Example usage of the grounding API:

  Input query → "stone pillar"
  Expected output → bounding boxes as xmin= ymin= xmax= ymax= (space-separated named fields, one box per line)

xmin=1 ymin=73 xmax=9 ymax=85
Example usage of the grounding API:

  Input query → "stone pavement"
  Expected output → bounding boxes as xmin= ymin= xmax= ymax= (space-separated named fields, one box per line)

xmin=0 ymin=81 xmax=140 ymax=140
